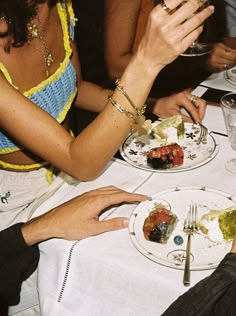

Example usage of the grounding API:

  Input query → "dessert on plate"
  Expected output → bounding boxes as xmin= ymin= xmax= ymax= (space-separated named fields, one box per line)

xmin=146 ymin=143 xmax=184 ymax=169
xmin=143 ymin=206 xmax=178 ymax=244
xmin=199 ymin=206 xmax=236 ymax=243
xmin=151 ymin=115 xmax=185 ymax=145
xmin=145 ymin=115 xmax=185 ymax=170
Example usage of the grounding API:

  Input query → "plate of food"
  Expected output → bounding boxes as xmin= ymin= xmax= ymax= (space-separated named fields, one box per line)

xmin=129 ymin=186 xmax=236 ymax=270
xmin=120 ymin=116 xmax=219 ymax=173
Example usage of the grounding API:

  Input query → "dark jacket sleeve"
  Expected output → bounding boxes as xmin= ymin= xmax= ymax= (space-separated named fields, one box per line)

xmin=0 ymin=223 xmax=39 ymax=306
xmin=161 ymin=252 xmax=236 ymax=316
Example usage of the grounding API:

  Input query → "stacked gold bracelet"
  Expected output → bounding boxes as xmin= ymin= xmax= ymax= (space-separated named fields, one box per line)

xmin=108 ymin=79 xmax=150 ymax=135
xmin=115 ymin=79 xmax=147 ymax=117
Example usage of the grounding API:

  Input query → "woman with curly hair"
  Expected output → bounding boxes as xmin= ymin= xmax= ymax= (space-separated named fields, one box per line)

xmin=0 ymin=0 xmax=214 ymax=314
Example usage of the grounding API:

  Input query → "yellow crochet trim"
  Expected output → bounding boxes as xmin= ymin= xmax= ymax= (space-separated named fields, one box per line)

xmin=67 ymin=2 xmax=78 ymax=26
xmin=45 ymin=165 xmax=56 ymax=184
xmin=0 ymin=159 xmax=48 ymax=170
xmin=0 ymin=146 xmax=23 ymax=154
xmin=0 ymin=160 xmax=56 ymax=184
xmin=0 ymin=63 xmax=12 ymax=84
xmin=58 ymin=89 xmax=78 ymax=123
xmin=0 ymin=63 xmax=18 ymax=89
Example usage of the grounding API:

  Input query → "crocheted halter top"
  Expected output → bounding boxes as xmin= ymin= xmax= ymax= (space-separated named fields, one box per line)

xmin=0 ymin=2 xmax=77 ymax=170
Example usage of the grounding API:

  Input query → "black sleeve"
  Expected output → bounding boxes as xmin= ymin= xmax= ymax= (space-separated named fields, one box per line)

xmin=0 ymin=223 xmax=39 ymax=306
xmin=161 ymin=252 xmax=236 ymax=316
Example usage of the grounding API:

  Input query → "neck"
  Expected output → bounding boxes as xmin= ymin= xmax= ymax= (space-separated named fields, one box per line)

xmin=36 ymin=2 xmax=51 ymax=28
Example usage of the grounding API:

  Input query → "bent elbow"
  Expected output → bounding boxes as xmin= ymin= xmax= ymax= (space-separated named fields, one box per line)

xmin=69 ymin=167 xmax=102 ymax=182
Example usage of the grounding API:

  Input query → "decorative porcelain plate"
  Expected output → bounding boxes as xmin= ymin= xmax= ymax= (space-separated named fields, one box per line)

xmin=120 ymin=122 xmax=219 ymax=173
xmin=129 ymin=186 xmax=235 ymax=270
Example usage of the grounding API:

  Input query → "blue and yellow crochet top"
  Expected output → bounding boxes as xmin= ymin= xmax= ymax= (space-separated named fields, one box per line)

xmin=0 ymin=1 xmax=77 ymax=170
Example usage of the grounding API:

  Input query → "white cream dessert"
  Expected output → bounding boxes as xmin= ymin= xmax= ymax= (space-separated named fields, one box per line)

xmin=199 ymin=207 xmax=236 ymax=243
xmin=151 ymin=115 xmax=185 ymax=145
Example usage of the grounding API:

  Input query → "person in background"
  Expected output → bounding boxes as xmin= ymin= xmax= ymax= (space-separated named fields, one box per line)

xmin=104 ymin=0 xmax=236 ymax=92
xmin=104 ymin=0 xmax=210 ymax=100
xmin=73 ymin=0 xmax=207 ymax=133
xmin=206 ymin=0 xmax=236 ymax=72
xmin=0 ymin=187 xmax=148 ymax=315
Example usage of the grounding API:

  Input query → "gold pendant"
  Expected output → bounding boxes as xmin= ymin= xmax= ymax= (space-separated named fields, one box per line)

xmin=27 ymin=22 xmax=39 ymax=40
xmin=46 ymin=53 xmax=54 ymax=67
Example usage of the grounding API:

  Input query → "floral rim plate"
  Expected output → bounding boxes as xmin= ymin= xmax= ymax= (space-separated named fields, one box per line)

xmin=120 ymin=122 xmax=219 ymax=173
xmin=129 ymin=186 xmax=235 ymax=271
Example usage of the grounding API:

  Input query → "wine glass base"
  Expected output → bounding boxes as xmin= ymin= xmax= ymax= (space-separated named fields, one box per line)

xmin=225 ymin=158 xmax=236 ymax=173
xmin=181 ymin=44 xmax=212 ymax=57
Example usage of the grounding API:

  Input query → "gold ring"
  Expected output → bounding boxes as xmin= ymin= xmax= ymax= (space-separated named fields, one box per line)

xmin=195 ymin=0 xmax=205 ymax=5
xmin=190 ymin=95 xmax=199 ymax=107
xmin=160 ymin=0 xmax=171 ymax=14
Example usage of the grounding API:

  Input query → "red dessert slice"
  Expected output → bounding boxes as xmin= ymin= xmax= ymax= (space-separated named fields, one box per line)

xmin=143 ymin=207 xmax=178 ymax=244
xmin=146 ymin=143 xmax=184 ymax=169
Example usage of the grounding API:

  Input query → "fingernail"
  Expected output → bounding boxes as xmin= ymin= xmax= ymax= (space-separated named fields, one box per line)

xmin=209 ymin=5 xmax=215 ymax=12
xmin=123 ymin=218 xmax=129 ymax=227
xmin=148 ymin=196 xmax=152 ymax=201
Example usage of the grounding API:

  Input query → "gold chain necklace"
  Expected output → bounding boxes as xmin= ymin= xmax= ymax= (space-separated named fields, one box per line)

xmin=27 ymin=8 xmax=54 ymax=77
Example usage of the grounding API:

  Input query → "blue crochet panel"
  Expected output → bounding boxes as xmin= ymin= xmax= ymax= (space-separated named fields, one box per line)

xmin=0 ymin=62 xmax=77 ymax=153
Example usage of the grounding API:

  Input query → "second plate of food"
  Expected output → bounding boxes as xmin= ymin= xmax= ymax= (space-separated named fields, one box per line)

xmin=129 ymin=186 xmax=235 ymax=270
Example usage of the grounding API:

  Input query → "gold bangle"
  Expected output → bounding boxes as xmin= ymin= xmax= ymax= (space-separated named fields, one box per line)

xmin=108 ymin=93 xmax=140 ymax=123
xmin=108 ymin=92 xmax=151 ymax=136
xmin=115 ymin=79 xmax=147 ymax=116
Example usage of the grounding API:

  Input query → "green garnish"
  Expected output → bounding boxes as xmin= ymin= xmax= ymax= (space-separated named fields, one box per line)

xmin=219 ymin=209 xmax=236 ymax=241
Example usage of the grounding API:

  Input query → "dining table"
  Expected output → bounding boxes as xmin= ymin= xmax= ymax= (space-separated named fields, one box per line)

xmin=34 ymin=71 xmax=236 ymax=316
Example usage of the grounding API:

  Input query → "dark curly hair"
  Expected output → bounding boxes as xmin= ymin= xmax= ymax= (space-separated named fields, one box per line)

xmin=0 ymin=0 xmax=58 ymax=51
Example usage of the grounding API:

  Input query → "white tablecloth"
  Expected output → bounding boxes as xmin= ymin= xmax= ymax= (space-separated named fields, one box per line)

xmin=36 ymin=97 xmax=236 ymax=315
xmin=198 ymin=71 xmax=236 ymax=92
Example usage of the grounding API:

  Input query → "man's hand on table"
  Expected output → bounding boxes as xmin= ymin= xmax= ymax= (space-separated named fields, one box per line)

xmin=21 ymin=186 xmax=149 ymax=246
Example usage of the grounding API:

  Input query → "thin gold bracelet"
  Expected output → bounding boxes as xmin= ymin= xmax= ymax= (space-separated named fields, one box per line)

xmin=108 ymin=93 xmax=141 ymax=124
xmin=115 ymin=79 xmax=147 ymax=116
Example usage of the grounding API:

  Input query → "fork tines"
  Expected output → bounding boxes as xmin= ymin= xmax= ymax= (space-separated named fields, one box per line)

xmin=184 ymin=204 xmax=198 ymax=232
xmin=197 ymin=123 xmax=208 ymax=144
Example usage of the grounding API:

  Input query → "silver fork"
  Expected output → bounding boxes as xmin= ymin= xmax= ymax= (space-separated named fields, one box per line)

xmin=183 ymin=204 xmax=198 ymax=286
xmin=197 ymin=123 xmax=208 ymax=144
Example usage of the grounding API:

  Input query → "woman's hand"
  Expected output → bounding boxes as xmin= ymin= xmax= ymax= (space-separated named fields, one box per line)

xmin=206 ymin=42 xmax=236 ymax=73
xmin=151 ymin=90 xmax=206 ymax=123
xmin=136 ymin=0 xmax=214 ymax=74
xmin=22 ymin=186 xmax=149 ymax=245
